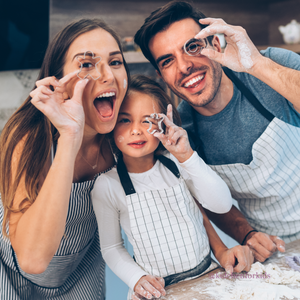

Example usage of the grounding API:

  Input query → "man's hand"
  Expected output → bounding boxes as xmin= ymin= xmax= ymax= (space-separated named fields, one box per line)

xmin=195 ymin=18 xmax=263 ymax=73
xmin=245 ymin=232 xmax=285 ymax=262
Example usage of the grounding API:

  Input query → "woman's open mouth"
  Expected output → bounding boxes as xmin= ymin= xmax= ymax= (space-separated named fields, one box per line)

xmin=94 ymin=91 xmax=116 ymax=120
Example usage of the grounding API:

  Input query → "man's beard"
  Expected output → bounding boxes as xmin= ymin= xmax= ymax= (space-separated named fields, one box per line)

xmin=168 ymin=61 xmax=223 ymax=108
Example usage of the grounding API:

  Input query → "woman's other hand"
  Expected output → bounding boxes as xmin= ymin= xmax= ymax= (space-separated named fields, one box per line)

xmin=30 ymin=71 xmax=88 ymax=141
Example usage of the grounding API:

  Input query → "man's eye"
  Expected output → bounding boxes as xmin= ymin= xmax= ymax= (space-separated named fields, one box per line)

xmin=161 ymin=58 xmax=172 ymax=68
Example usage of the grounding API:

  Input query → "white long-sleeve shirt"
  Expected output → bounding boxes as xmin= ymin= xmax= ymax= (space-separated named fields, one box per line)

xmin=91 ymin=151 xmax=232 ymax=290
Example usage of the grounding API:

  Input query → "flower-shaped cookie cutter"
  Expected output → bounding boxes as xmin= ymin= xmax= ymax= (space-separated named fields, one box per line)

xmin=76 ymin=50 xmax=102 ymax=80
xmin=146 ymin=113 xmax=164 ymax=134
xmin=184 ymin=38 xmax=207 ymax=56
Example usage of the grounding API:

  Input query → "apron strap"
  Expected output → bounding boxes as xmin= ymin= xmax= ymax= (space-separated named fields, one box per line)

xmin=189 ymin=67 xmax=276 ymax=162
xmin=116 ymin=155 xmax=180 ymax=196
xmin=223 ymin=67 xmax=275 ymax=122
xmin=156 ymin=155 xmax=180 ymax=179
xmin=164 ymin=251 xmax=211 ymax=286
xmin=116 ymin=155 xmax=136 ymax=196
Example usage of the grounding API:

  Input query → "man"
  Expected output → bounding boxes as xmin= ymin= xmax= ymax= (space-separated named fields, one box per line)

xmin=134 ymin=0 xmax=300 ymax=263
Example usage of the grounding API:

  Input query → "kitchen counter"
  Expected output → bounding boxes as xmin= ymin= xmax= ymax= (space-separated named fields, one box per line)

xmin=157 ymin=239 xmax=300 ymax=300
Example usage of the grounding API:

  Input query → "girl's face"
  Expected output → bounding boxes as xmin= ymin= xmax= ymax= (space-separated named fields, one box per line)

xmin=63 ymin=28 xmax=128 ymax=134
xmin=114 ymin=91 xmax=161 ymax=161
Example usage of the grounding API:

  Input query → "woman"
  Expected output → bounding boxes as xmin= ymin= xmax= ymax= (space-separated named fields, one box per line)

xmin=0 ymin=19 xmax=129 ymax=299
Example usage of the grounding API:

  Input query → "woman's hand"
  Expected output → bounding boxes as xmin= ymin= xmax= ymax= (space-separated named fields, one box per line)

xmin=30 ymin=71 xmax=88 ymax=140
xmin=154 ymin=104 xmax=194 ymax=163
xmin=216 ymin=245 xmax=254 ymax=274
xmin=132 ymin=275 xmax=166 ymax=300
xmin=195 ymin=18 xmax=263 ymax=73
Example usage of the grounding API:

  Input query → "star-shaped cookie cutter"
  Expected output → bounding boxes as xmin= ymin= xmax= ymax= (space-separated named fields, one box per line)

xmin=76 ymin=50 xmax=102 ymax=80
xmin=146 ymin=113 xmax=164 ymax=134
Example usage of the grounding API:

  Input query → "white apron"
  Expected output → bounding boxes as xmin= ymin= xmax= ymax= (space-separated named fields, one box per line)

xmin=116 ymin=155 xmax=213 ymax=287
xmin=192 ymin=68 xmax=300 ymax=243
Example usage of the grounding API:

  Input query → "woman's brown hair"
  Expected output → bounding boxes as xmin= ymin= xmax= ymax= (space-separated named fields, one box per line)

xmin=0 ymin=19 xmax=130 ymax=236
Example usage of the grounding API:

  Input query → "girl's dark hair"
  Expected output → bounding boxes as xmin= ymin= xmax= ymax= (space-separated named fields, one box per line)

xmin=0 ymin=18 xmax=130 ymax=237
xmin=111 ymin=74 xmax=182 ymax=158
xmin=134 ymin=0 xmax=213 ymax=71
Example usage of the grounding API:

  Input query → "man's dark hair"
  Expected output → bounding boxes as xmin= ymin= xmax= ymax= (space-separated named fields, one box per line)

xmin=134 ymin=0 xmax=213 ymax=71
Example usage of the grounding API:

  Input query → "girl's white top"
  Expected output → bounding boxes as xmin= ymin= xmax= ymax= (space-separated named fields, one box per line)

xmin=91 ymin=151 xmax=232 ymax=290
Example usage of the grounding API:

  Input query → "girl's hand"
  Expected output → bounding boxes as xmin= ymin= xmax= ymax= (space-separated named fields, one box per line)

xmin=132 ymin=275 xmax=166 ymax=300
xmin=195 ymin=18 xmax=263 ymax=73
xmin=154 ymin=104 xmax=194 ymax=163
xmin=216 ymin=245 xmax=254 ymax=274
xmin=30 ymin=71 xmax=88 ymax=140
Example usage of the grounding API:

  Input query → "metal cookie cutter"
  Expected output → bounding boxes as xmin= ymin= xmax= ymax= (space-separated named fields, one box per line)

xmin=76 ymin=50 xmax=102 ymax=80
xmin=146 ymin=113 xmax=164 ymax=134
xmin=285 ymin=255 xmax=300 ymax=272
xmin=184 ymin=38 xmax=207 ymax=56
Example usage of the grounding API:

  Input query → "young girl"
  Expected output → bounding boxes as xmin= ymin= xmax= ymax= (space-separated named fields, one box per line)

xmin=92 ymin=75 xmax=239 ymax=299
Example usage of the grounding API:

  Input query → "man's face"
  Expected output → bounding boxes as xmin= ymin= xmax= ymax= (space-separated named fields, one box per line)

xmin=149 ymin=18 xmax=222 ymax=108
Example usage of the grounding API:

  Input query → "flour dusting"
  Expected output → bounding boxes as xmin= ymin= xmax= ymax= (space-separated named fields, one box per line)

xmin=203 ymin=262 xmax=300 ymax=300
xmin=236 ymin=40 xmax=253 ymax=70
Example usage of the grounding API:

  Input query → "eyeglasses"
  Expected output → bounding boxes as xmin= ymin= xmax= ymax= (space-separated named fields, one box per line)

xmin=184 ymin=38 xmax=207 ymax=56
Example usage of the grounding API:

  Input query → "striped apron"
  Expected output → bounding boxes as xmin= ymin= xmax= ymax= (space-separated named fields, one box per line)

xmin=191 ymin=68 xmax=300 ymax=243
xmin=116 ymin=155 xmax=213 ymax=291
xmin=0 ymin=177 xmax=106 ymax=300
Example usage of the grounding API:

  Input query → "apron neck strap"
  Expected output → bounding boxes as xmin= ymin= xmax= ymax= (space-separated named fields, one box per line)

xmin=116 ymin=155 xmax=180 ymax=196
xmin=222 ymin=67 xmax=275 ymax=122
xmin=189 ymin=67 xmax=276 ymax=162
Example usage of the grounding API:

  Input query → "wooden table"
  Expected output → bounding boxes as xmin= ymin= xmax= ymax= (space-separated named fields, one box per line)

xmin=157 ymin=239 xmax=300 ymax=300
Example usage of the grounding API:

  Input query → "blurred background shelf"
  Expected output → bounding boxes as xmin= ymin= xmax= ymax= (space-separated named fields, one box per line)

xmin=257 ymin=43 xmax=300 ymax=52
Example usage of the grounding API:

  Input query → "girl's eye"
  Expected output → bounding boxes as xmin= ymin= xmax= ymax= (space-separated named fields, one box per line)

xmin=119 ymin=118 xmax=130 ymax=123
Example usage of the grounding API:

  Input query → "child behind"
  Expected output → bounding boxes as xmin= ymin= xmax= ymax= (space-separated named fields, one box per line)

xmin=92 ymin=75 xmax=233 ymax=299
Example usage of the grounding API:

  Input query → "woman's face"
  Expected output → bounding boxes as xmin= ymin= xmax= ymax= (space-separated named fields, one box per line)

xmin=63 ymin=28 xmax=128 ymax=134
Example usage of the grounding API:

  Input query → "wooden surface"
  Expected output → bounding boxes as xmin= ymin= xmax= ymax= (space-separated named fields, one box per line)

xmin=157 ymin=239 xmax=300 ymax=300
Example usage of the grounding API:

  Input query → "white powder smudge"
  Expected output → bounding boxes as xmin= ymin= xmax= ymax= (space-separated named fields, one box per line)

xmin=236 ymin=40 xmax=253 ymax=70
xmin=124 ymin=78 xmax=127 ymax=89
xmin=199 ymin=24 xmax=253 ymax=70
xmin=117 ymin=135 xmax=124 ymax=143
xmin=131 ymin=129 xmax=139 ymax=134
xmin=203 ymin=262 xmax=300 ymax=300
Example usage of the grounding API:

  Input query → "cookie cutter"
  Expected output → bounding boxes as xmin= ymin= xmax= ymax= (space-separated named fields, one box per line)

xmin=184 ymin=38 xmax=207 ymax=56
xmin=285 ymin=255 xmax=300 ymax=272
xmin=146 ymin=113 xmax=164 ymax=134
xmin=76 ymin=50 xmax=102 ymax=80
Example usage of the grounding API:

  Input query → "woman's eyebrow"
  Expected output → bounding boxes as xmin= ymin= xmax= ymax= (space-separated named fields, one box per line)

xmin=72 ymin=50 xmax=122 ymax=61
xmin=109 ymin=51 xmax=122 ymax=56
xmin=72 ymin=52 xmax=93 ymax=61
